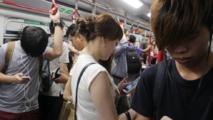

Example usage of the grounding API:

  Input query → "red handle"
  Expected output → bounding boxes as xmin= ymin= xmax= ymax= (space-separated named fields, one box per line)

xmin=71 ymin=9 xmax=81 ymax=20
xmin=51 ymin=0 xmax=58 ymax=15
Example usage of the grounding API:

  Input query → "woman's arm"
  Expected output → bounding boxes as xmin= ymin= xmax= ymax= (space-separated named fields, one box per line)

xmin=143 ymin=44 xmax=152 ymax=53
xmin=89 ymin=72 xmax=117 ymax=120
xmin=118 ymin=109 xmax=151 ymax=120
xmin=63 ymin=76 xmax=72 ymax=101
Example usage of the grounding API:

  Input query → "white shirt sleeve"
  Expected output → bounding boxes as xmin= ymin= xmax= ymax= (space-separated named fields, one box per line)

xmin=83 ymin=64 xmax=107 ymax=91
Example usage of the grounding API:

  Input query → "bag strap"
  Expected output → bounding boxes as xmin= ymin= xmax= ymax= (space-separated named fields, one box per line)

xmin=2 ymin=41 xmax=16 ymax=73
xmin=74 ymin=62 xmax=95 ymax=120
xmin=39 ymin=56 xmax=43 ymax=77
xmin=153 ymin=59 xmax=170 ymax=118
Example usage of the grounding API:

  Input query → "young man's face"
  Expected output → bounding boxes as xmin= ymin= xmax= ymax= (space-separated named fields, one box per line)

xmin=165 ymin=26 xmax=211 ymax=67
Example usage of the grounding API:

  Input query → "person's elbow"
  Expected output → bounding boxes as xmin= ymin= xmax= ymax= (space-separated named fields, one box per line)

xmin=54 ymin=50 xmax=62 ymax=58
xmin=63 ymin=94 xmax=72 ymax=101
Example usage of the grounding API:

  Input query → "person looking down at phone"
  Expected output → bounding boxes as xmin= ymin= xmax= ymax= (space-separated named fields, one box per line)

xmin=117 ymin=0 xmax=213 ymax=119
xmin=122 ymin=77 xmax=140 ymax=94
xmin=0 ymin=7 xmax=63 ymax=120
xmin=69 ymin=13 xmax=136 ymax=120
xmin=64 ymin=19 xmax=129 ymax=105
xmin=38 ymin=19 xmax=69 ymax=120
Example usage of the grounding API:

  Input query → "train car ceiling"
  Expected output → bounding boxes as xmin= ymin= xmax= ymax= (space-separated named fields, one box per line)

xmin=0 ymin=0 xmax=153 ymax=44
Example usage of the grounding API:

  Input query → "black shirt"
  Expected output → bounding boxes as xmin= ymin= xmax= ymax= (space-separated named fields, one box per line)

xmin=131 ymin=59 xmax=213 ymax=120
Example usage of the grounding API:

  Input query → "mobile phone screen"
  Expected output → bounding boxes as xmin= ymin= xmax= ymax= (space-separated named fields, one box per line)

xmin=124 ymin=77 xmax=140 ymax=92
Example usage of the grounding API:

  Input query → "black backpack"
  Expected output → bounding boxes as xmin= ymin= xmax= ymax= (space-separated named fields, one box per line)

xmin=126 ymin=43 xmax=141 ymax=74
xmin=40 ymin=42 xmax=54 ymax=92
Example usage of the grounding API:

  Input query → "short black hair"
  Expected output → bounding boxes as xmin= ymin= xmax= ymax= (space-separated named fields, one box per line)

xmin=129 ymin=35 xmax=136 ymax=43
xmin=21 ymin=26 xmax=48 ymax=57
xmin=66 ymin=24 xmax=77 ymax=37
xmin=49 ymin=19 xmax=65 ymax=34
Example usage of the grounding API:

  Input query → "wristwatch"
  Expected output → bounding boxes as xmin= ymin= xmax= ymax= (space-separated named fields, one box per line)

xmin=54 ymin=22 xmax=63 ymax=28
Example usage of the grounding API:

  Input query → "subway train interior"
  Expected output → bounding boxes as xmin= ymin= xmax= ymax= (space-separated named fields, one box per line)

xmin=0 ymin=0 xmax=213 ymax=120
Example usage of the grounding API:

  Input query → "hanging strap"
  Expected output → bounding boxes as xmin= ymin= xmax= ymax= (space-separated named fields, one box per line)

xmin=74 ymin=62 xmax=95 ymax=120
xmin=44 ymin=60 xmax=51 ymax=77
xmin=39 ymin=41 xmax=54 ymax=79
xmin=2 ymin=41 xmax=16 ymax=73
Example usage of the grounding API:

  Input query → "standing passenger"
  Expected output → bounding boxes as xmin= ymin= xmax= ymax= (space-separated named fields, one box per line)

xmin=128 ymin=0 xmax=213 ymax=119
xmin=0 ymin=8 xmax=63 ymax=120
xmin=38 ymin=20 xmax=69 ymax=120
xmin=71 ymin=13 xmax=125 ymax=120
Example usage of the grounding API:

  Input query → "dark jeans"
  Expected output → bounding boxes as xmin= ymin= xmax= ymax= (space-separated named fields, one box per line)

xmin=38 ymin=93 xmax=63 ymax=120
xmin=0 ymin=109 xmax=38 ymax=120
xmin=142 ymin=53 xmax=148 ymax=64
xmin=113 ymin=76 xmax=130 ymax=115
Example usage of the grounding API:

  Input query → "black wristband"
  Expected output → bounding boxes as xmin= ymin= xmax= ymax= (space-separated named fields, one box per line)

xmin=125 ymin=111 xmax=131 ymax=120
xmin=54 ymin=22 xmax=63 ymax=28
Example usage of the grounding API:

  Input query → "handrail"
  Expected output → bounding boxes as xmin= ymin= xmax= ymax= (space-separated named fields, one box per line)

xmin=51 ymin=0 xmax=58 ymax=15
xmin=71 ymin=9 xmax=81 ymax=21
xmin=71 ymin=0 xmax=80 ymax=22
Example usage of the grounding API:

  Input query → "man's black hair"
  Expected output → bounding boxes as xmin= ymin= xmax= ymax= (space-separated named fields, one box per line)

xmin=21 ymin=26 xmax=48 ymax=57
xmin=66 ymin=24 xmax=76 ymax=37
xmin=129 ymin=35 xmax=136 ymax=43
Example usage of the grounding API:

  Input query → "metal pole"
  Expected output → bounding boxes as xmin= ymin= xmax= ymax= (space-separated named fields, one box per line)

xmin=92 ymin=0 xmax=96 ymax=14
xmin=75 ymin=0 xmax=78 ymax=9
xmin=124 ymin=12 xmax=127 ymax=28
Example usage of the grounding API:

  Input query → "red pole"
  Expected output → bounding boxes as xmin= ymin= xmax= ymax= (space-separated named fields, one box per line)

xmin=157 ymin=49 xmax=164 ymax=63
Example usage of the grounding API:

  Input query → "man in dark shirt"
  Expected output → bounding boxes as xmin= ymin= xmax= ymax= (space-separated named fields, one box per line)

xmin=120 ymin=0 xmax=213 ymax=120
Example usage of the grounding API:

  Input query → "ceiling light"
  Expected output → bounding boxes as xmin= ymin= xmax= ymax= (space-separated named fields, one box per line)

xmin=123 ymin=0 xmax=143 ymax=8
xmin=147 ymin=13 xmax=151 ymax=17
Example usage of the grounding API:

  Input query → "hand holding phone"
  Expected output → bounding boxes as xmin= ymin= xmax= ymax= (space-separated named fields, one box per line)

xmin=123 ymin=77 xmax=140 ymax=94
xmin=51 ymin=67 xmax=60 ymax=79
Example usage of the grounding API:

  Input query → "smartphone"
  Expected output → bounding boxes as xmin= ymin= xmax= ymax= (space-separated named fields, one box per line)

xmin=51 ymin=67 xmax=60 ymax=79
xmin=54 ymin=73 xmax=61 ymax=79
xmin=21 ymin=76 xmax=31 ymax=79
xmin=123 ymin=77 xmax=140 ymax=93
